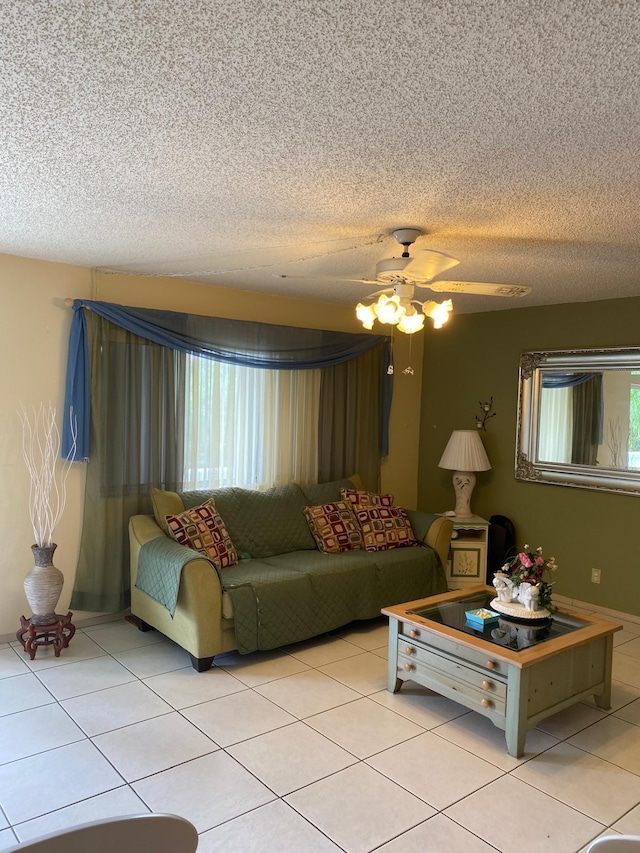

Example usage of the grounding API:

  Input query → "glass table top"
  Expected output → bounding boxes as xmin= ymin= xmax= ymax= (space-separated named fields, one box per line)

xmin=408 ymin=591 xmax=589 ymax=652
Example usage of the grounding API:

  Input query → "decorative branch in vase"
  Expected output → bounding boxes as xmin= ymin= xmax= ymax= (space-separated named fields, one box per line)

xmin=19 ymin=404 xmax=77 ymax=625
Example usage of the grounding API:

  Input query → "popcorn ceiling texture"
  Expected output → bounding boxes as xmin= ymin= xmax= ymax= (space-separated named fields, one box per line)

xmin=1 ymin=0 xmax=639 ymax=312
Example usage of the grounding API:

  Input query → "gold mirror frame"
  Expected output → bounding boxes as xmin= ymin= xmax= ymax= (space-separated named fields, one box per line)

xmin=516 ymin=347 xmax=640 ymax=496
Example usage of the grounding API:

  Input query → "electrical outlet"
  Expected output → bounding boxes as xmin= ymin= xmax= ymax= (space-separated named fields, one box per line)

xmin=591 ymin=568 xmax=601 ymax=584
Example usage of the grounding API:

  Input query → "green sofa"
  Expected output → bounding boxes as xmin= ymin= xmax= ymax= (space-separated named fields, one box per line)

xmin=128 ymin=477 xmax=452 ymax=671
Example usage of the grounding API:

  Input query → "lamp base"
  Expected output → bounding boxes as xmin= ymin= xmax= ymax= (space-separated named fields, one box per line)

xmin=452 ymin=470 xmax=476 ymax=518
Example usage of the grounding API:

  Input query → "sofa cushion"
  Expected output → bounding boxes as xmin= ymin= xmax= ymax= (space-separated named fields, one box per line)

xmin=356 ymin=506 xmax=418 ymax=551
xmin=300 ymin=477 xmax=356 ymax=506
xmin=181 ymin=483 xmax=316 ymax=558
xmin=150 ymin=487 xmax=185 ymax=536
xmin=303 ymin=501 xmax=364 ymax=553
xmin=341 ymin=488 xmax=394 ymax=508
xmin=166 ymin=499 xmax=239 ymax=569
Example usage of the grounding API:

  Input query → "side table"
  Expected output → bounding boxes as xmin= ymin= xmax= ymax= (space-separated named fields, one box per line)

xmin=446 ymin=515 xmax=489 ymax=589
xmin=16 ymin=612 xmax=76 ymax=660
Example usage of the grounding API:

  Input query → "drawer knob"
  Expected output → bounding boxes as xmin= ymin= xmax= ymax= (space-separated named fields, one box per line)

xmin=485 ymin=660 xmax=497 ymax=670
xmin=481 ymin=680 xmax=491 ymax=690
xmin=481 ymin=698 xmax=492 ymax=708
xmin=409 ymin=629 xmax=420 ymax=639
xmin=403 ymin=663 xmax=415 ymax=672
xmin=405 ymin=646 xmax=415 ymax=655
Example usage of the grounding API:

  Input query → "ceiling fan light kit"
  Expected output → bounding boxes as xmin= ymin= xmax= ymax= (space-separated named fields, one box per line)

xmin=354 ymin=226 xmax=531 ymax=335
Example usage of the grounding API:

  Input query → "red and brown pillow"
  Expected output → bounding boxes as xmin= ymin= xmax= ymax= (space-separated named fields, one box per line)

xmin=304 ymin=501 xmax=364 ymax=553
xmin=166 ymin=499 xmax=238 ymax=569
xmin=355 ymin=505 xmax=418 ymax=551
xmin=340 ymin=488 xmax=395 ymax=509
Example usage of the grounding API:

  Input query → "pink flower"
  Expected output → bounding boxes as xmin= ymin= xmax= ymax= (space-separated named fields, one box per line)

xmin=518 ymin=552 xmax=533 ymax=568
xmin=535 ymin=556 xmax=544 ymax=566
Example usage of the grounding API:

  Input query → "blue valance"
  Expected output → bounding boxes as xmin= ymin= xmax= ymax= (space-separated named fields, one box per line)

xmin=63 ymin=299 xmax=393 ymax=459
xmin=542 ymin=372 xmax=599 ymax=388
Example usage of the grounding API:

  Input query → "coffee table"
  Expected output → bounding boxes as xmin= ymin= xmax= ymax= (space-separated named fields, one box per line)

xmin=382 ymin=585 xmax=622 ymax=757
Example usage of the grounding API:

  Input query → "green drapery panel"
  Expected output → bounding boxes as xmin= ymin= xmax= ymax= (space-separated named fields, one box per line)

xmin=71 ymin=314 xmax=186 ymax=612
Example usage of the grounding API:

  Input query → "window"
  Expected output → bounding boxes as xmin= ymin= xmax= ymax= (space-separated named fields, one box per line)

xmin=182 ymin=354 xmax=321 ymax=490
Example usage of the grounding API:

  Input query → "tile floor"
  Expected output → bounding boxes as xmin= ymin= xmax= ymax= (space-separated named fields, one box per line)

xmin=1 ymin=614 xmax=640 ymax=852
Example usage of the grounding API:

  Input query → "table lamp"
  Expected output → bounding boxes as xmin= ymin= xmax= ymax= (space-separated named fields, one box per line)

xmin=438 ymin=430 xmax=491 ymax=518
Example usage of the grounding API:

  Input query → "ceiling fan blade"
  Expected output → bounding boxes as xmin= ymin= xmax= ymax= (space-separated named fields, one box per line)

xmin=273 ymin=273 xmax=379 ymax=285
xmin=403 ymin=250 xmax=460 ymax=282
xmin=428 ymin=280 xmax=532 ymax=297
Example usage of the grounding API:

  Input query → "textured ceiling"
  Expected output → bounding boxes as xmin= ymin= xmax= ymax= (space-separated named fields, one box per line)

xmin=1 ymin=0 xmax=639 ymax=313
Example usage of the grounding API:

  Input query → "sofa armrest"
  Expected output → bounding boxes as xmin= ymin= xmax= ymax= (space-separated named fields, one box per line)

xmin=405 ymin=510 xmax=453 ymax=569
xmin=129 ymin=514 xmax=231 ymax=660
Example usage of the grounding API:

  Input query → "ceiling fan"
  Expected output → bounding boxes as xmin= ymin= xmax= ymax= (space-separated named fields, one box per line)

xmin=350 ymin=228 xmax=532 ymax=334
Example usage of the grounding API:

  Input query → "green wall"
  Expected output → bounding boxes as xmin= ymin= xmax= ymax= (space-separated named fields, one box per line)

xmin=418 ymin=295 xmax=640 ymax=615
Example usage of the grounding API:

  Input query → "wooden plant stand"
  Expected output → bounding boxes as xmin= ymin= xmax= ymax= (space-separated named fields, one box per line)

xmin=16 ymin=612 xmax=76 ymax=660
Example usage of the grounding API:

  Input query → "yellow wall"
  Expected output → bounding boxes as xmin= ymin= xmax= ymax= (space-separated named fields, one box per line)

xmin=418 ymin=296 xmax=640 ymax=616
xmin=0 ymin=255 xmax=422 ymax=636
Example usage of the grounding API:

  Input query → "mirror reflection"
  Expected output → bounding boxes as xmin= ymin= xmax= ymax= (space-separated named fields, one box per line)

xmin=516 ymin=348 xmax=640 ymax=495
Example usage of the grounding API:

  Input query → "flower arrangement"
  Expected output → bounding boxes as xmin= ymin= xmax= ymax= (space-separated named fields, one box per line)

xmin=497 ymin=545 xmax=558 ymax=612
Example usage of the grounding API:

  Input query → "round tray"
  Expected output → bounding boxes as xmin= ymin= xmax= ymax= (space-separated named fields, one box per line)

xmin=490 ymin=597 xmax=551 ymax=622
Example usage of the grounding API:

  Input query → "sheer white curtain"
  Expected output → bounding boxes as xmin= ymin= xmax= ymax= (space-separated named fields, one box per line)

xmin=183 ymin=355 xmax=321 ymax=490
xmin=538 ymin=386 xmax=573 ymax=463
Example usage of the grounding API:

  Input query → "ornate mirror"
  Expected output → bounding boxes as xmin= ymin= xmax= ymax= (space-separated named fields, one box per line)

xmin=516 ymin=347 xmax=640 ymax=495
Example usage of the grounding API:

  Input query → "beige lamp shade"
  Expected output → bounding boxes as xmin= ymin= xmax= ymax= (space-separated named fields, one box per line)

xmin=438 ymin=430 xmax=491 ymax=518
xmin=438 ymin=430 xmax=491 ymax=472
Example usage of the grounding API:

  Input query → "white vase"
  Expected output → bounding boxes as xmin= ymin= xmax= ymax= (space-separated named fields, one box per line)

xmin=24 ymin=544 xmax=64 ymax=625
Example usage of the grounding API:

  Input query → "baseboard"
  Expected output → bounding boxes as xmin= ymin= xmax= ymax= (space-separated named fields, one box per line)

xmin=553 ymin=593 xmax=640 ymax=626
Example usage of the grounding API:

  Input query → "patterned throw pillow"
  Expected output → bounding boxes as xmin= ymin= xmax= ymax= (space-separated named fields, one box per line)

xmin=166 ymin=499 xmax=238 ymax=569
xmin=356 ymin=506 xmax=418 ymax=551
xmin=304 ymin=501 xmax=364 ymax=553
xmin=340 ymin=488 xmax=395 ymax=509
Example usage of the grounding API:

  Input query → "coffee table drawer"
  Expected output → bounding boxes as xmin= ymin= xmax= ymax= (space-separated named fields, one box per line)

xmin=399 ymin=642 xmax=506 ymax=697
xmin=398 ymin=650 xmax=506 ymax=717
xmin=399 ymin=624 xmax=507 ymax=676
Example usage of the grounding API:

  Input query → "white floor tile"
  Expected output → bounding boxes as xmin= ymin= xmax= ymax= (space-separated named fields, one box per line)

xmin=434 ymin=711 xmax=558 ymax=771
xmin=228 ymin=721 xmax=357 ymax=794
xmin=61 ymin=680 xmax=173 ymax=736
xmin=0 ymin=648 xmax=30 ymax=679
xmin=445 ymin=775 xmax=604 ymax=853
xmin=197 ymin=800 xmax=342 ymax=853
xmin=112 ymin=641 xmax=191 ymax=678
xmin=182 ymin=689 xmax=296 ymax=747
xmin=83 ymin=620 xmax=166 ymax=654
xmin=306 ymin=696 xmax=425 ymax=758
xmin=132 ymin=751 xmax=275 ymax=833
xmin=34 ymin=655 xmax=137 ymax=700
xmin=513 ymin=741 xmax=640 ymax=825
xmin=569 ymin=716 xmax=640 ymax=774
xmin=338 ymin=619 xmax=389 ymax=651
xmin=536 ymin=702 xmax=608 ymax=740
xmin=14 ymin=633 xmax=107 ymax=672
xmin=614 ymin=631 xmax=640 ymax=649
xmin=367 ymin=731 xmax=503 ymax=810
xmin=286 ymin=762 xmax=434 ymax=853
xmin=0 ymin=740 xmax=124 ymax=824
xmin=577 ymin=831 xmax=622 ymax=853
xmin=613 ymin=652 xmax=640 ymax=688
xmin=370 ymin=682 xmax=472 ymax=729
xmin=0 ymin=703 xmax=84 ymax=765
xmin=93 ymin=711 xmax=217 ymax=781
xmin=377 ymin=813 xmax=498 ymax=852
xmin=285 ymin=635 xmax=364 ymax=667
xmin=254 ymin=669 xmax=361 ymax=718
xmin=217 ymin=649 xmax=310 ymax=687
xmin=0 ymin=829 xmax=17 ymax=851
xmin=0 ymin=815 xmax=5 ymax=831
xmin=0 ymin=673 xmax=55 ymax=717
xmin=143 ymin=665 xmax=246 ymax=709
xmin=319 ymin=651 xmax=388 ymax=695
xmin=614 ymin=698 xmax=640 ymax=727
xmin=13 ymin=786 xmax=149 ymax=842
xmin=613 ymin=803 xmax=640 ymax=835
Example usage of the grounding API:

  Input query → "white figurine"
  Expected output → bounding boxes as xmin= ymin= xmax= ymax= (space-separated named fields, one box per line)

xmin=492 ymin=573 xmax=514 ymax=602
